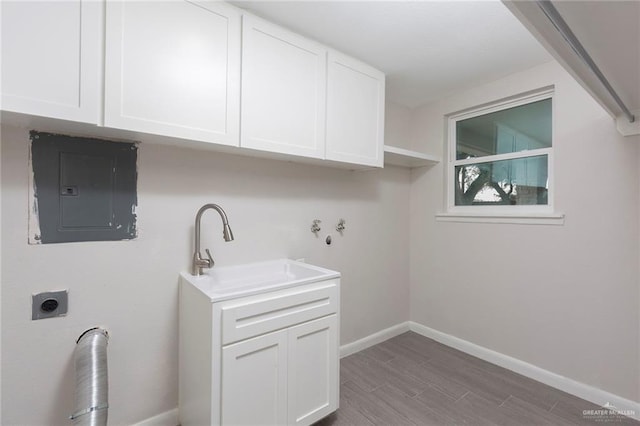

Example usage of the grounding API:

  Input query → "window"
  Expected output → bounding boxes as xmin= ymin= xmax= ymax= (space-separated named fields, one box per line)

xmin=447 ymin=90 xmax=554 ymax=216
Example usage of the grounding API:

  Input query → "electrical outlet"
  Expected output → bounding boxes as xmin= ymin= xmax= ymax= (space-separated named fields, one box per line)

xmin=32 ymin=290 xmax=68 ymax=320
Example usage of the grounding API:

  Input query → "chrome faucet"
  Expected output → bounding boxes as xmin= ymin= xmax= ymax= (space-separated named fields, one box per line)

xmin=192 ymin=204 xmax=234 ymax=276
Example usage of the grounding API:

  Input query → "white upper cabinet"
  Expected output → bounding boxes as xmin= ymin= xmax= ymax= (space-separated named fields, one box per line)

xmin=241 ymin=15 xmax=327 ymax=159
xmin=326 ymin=51 xmax=385 ymax=167
xmin=104 ymin=0 xmax=241 ymax=146
xmin=0 ymin=0 xmax=102 ymax=124
xmin=2 ymin=1 xmax=385 ymax=168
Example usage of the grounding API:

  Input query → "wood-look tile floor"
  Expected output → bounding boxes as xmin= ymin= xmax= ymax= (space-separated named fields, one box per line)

xmin=316 ymin=332 xmax=639 ymax=426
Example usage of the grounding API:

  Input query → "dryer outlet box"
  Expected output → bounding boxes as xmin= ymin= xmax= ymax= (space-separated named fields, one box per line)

xmin=32 ymin=290 xmax=68 ymax=320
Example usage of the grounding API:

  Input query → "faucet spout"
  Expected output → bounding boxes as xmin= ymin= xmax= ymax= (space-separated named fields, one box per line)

xmin=192 ymin=204 xmax=234 ymax=276
xmin=223 ymin=223 xmax=234 ymax=242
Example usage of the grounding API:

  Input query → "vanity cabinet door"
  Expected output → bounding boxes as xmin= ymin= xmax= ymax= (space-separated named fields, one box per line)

xmin=241 ymin=15 xmax=327 ymax=159
xmin=221 ymin=329 xmax=288 ymax=426
xmin=288 ymin=315 xmax=339 ymax=425
xmin=104 ymin=0 xmax=241 ymax=146
xmin=326 ymin=51 xmax=385 ymax=167
xmin=1 ymin=0 xmax=102 ymax=123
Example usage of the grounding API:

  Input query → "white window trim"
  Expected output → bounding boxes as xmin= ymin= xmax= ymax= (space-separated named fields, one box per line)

xmin=435 ymin=212 xmax=565 ymax=225
xmin=442 ymin=88 xmax=564 ymax=225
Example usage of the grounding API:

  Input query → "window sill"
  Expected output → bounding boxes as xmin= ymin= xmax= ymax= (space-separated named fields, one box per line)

xmin=435 ymin=212 xmax=565 ymax=225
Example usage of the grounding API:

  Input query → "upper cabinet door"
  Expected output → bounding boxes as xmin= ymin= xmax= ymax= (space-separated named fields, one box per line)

xmin=1 ymin=0 xmax=102 ymax=124
xmin=326 ymin=51 xmax=385 ymax=168
xmin=241 ymin=15 xmax=327 ymax=159
xmin=104 ymin=0 xmax=241 ymax=146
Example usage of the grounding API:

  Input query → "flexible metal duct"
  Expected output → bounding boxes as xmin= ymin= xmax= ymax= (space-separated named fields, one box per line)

xmin=70 ymin=328 xmax=109 ymax=426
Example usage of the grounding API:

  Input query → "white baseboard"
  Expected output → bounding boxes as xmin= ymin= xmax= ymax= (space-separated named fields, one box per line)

xmin=132 ymin=408 xmax=179 ymax=426
xmin=409 ymin=321 xmax=640 ymax=421
xmin=340 ymin=321 xmax=410 ymax=358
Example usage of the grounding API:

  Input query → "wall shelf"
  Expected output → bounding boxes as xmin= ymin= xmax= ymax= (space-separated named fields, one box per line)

xmin=384 ymin=145 xmax=441 ymax=168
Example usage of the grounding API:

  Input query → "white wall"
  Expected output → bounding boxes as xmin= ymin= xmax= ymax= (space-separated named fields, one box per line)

xmin=384 ymin=101 xmax=412 ymax=150
xmin=409 ymin=60 xmax=640 ymax=402
xmin=0 ymin=125 xmax=410 ymax=425
xmin=0 ymin=119 xmax=3 ymax=426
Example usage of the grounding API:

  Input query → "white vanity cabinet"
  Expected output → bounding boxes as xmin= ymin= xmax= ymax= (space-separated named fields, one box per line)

xmin=222 ymin=315 xmax=338 ymax=426
xmin=240 ymin=15 xmax=327 ymax=159
xmin=179 ymin=261 xmax=340 ymax=426
xmin=326 ymin=51 xmax=386 ymax=168
xmin=287 ymin=315 xmax=339 ymax=425
xmin=104 ymin=0 xmax=241 ymax=146
xmin=221 ymin=329 xmax=288 ymax=425
xmin=0 ymin=0 xmax=103 ymax=124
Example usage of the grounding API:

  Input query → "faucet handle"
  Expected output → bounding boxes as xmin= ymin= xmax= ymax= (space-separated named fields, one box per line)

xmin=205 ymin=248 xmax=215 ymax=267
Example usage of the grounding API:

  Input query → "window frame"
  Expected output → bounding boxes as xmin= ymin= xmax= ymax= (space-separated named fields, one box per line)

xmin=445 ymin=88 xmax=556 ymax=218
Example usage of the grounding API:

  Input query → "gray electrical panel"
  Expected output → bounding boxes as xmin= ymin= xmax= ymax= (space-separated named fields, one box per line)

xmin=30 ymin=131 xmax=138 ymax=244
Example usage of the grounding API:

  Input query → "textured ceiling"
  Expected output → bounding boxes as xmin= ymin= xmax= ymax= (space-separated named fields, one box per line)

xmin=231 ymin=1 xmax=553 ymax=108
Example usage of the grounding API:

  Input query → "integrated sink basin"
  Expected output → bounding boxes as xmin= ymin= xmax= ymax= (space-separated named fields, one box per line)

xmin=180 ymin=258 xmax=340 ymax=302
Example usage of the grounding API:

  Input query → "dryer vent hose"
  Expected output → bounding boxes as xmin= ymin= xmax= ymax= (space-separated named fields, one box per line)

xmin=70 ymin=328 xmax=109 ymax=426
